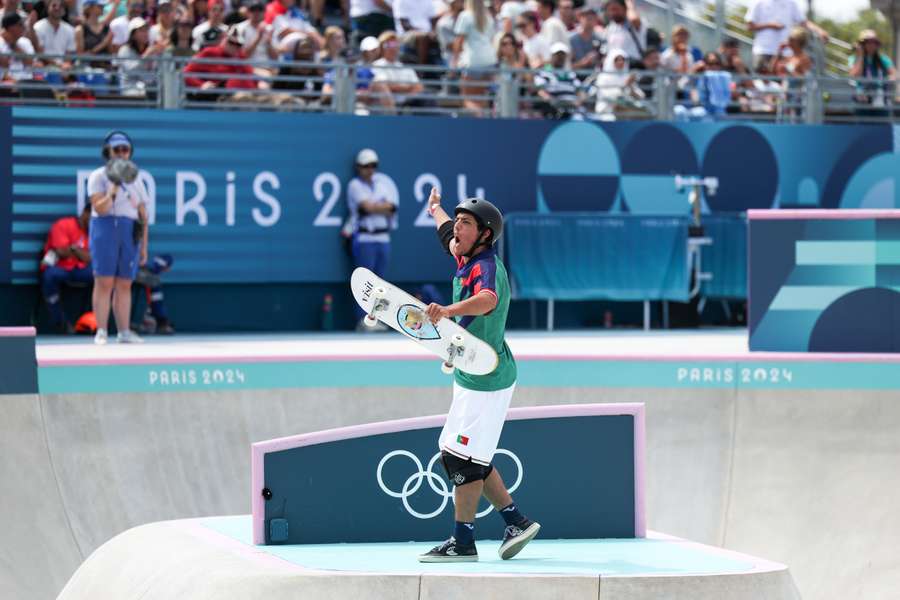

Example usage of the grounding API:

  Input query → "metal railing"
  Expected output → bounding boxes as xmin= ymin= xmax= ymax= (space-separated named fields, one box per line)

xmin=1 ymin=52 xmax=897 ymax=124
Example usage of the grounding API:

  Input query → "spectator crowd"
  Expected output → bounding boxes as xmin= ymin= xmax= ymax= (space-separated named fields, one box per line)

xmin=1 ymin=0 xmax=896 ymax=118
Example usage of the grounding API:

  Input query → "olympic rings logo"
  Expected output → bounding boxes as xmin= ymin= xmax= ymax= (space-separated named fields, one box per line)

xmin=376 ymin=449 xmax=522 ymax=519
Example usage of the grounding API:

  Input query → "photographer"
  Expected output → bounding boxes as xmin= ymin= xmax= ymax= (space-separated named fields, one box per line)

xmin=569 ymin=6 xmax=603 ymax=70
xmin=849 ymin=29 xmax=895 ymax=110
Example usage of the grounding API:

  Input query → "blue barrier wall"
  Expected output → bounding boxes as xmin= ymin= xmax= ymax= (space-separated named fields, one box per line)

xmin=2 ymin=107 xmax=898 ymax=286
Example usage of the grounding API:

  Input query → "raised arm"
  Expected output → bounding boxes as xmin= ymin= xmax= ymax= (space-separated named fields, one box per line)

xmin=427 ymin=187 xmax=456 ymax=256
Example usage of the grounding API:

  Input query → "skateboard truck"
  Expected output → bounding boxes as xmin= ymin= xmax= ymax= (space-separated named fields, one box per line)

xmin=364 ymin=287 xmax=389 ymax=328
xmin=441 ymin=334 xmax=466 ymax=374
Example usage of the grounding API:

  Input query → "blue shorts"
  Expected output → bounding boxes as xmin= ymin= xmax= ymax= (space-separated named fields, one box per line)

xmin=90 ymin=216 xmax=139 ymax=279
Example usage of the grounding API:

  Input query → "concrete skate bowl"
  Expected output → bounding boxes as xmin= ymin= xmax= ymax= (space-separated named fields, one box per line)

xmin=3 ymin=355 xmax=899 ymax=599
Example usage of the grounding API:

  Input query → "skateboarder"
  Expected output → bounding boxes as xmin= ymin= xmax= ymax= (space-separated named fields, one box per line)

xmin=418 ymin=188 xmax=540 ymax=563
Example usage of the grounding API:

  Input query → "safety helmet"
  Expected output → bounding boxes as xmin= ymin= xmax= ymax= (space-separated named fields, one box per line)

xmin=101 ymin=130 xmax=133 ymax=160
xmin=356 ymin=148 xmax=379 ymax=166
xmin=454 ymin=198 xmax=503 ymax=245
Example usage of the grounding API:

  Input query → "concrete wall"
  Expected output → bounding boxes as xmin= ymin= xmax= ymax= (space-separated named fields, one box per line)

xmin=1 ymin=386 xmax=896 ymax=600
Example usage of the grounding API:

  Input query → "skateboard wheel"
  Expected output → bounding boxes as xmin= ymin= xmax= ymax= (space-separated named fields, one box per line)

xmin=372 ymin=286 xmax=386 ymax=299
xmin=441 ymin=361 xmax=454 ymax=374
xmin=363 ymin=315 xmax=378 ymax=328
xmin=451 ymin=334 xmax=464 ymax=345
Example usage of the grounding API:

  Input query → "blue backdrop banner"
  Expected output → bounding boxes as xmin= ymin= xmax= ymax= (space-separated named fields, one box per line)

xmin=3 ymin=107 xmax=899 ymax=284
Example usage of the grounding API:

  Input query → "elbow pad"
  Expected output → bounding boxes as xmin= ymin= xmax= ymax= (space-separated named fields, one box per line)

xmin=437 ymin=221 xmax=454 ymax=255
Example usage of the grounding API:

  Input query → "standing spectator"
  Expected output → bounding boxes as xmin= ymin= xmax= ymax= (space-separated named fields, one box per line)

xmin=0 ymin=13 xmax=36 ymax=83
xmin=452 ymin=0 xmax=495 ymax=114
xmin=373 ymin=30 xmax=424 ymax=110
xmin=236 ymin=0 xmax=276 ymax=63
xmin=516 ymin=11 xmax=548 ymax=68
xmin=557 ymin=0 xmax=575 ymax=31
xmin=496 ymin=0 xmax=525 ymax=36
xmin=536 ymin=0 xmax=567 ymax=51
xmin=435 ymin=0 xmax=462 ymax=65
xmin=40 ymin=204 xmax=93 ymax=334
xmin=393 ymin=0 xmax=438 ymax=66
xmin=849 ymin=29 xmax=896 ymax=108
xmin=117 ymin=16 xmax=166 ymax=95
xmin=192 ymin=0 xmax=226 ymax=50
xmin=603 ymin=0 xmax=646 ymax=67
xmin=745 ymin=0 xmax=827 ymax=73
xmin=148 ymin=0 xmax=175 ymax=46
xmin=76 ymin=0 xmax=115 ymax=63
xmin=349 ymin=0 xmax=393 ymax=41
xmin=568 ymin=6 xmax=601 ymax=70
xmin=533 ymin=41 xmax=580 ymax=118
xmin=87 ymin=131 xmax=147 ymax=345
xmin=184 ymin=25 xmax=258 ymax=97
xmin=110 ymin=0 xmax=144 ymax=50
xmin=33 ymin=0 xmax=75 ymax=68
xmin=347 ymin=147 xmax=397 ymax=330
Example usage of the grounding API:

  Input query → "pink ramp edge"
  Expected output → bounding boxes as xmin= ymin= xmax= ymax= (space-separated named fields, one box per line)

xmin=0 ymin=327 xmax=36 ymax=337
xmin=251 ymin=403 xmax=646 ymax=545
xmin=748 ymin=209 xmax=900 ymax=220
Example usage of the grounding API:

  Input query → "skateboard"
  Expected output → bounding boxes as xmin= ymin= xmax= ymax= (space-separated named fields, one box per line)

xmin=350 ymin=267 xmax=499 ymax=375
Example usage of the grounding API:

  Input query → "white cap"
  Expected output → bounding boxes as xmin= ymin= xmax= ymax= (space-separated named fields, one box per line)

xmin=128 ymin=16 xmax=148 ymax=33
xmin=360 ymin=36 xmax=380 ymax=52
xmin=550 ymin=42 xmax=570 ymax=55
xmin=356 ymin=148 xmax=379 ymax=165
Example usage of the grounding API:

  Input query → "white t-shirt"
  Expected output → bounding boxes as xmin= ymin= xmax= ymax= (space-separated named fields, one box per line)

xmin=373 ymin=57 xmax=420 ymax=83
xmin=522 ymin=34 xmax=550 ymax=64
xmin=110 ymin=15 xmax=130 ymax=46
xmin=0 ymin=36 xmax=34 ymax=80
xmin=350 ymin=0 xmax=392 ymax=19
xmin=394 ymin=0 xmax=436 ymax=34
xmin=745 ymin=0 xmax=804 ymax=56
xmin=87 ymin=165 xmax=148 ymax=220
xmin=148 ymin=24 xmax=172 ymax=47
xmin=604 ymin=19 xmax=647 ymax=61
xmin=453 ymin=10 xmax=496 ymax=69
xmin=192 ymin=22 xmax=227 ymax=51
xmin=34 ymin=19 xmax=76 ymax=56
xmin=347 ymin=173 xmax=398 ymax=242
xmin=236 ymin=20 xmax=272 ymax=61
xmin=539 ymin=15 xmax=569 ymax=50
xmin=660 ymin=47 xmax=694 ymax=72
xmin=272 ymin=12 xmax=316 ymax=41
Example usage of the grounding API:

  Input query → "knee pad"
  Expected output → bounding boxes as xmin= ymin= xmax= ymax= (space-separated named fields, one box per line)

xmin=440 ymin=451 xmax=494 ymax=486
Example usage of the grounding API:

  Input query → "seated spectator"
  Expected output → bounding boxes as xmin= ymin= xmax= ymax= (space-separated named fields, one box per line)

xmin=117 ymin=16 xmax=166 ymax=96
xmin=771 ymin=26 xmax=811 ymax=78
xmin=590 ymin=48 xmax=642 ymax=120
xmin=75 ymin=0 xmax=115 ymax=66
xmin=435 ymin=0 xmax=462 ymax=65
xmin=569 ymin=6 xmax=602 ymax=70
xmin=33 ymin=0 xmax=75 ymax=69
xmin=40 ymin=204 xmax=93 ymax=334
xmin=660 ymin=25 xmax=694 ymax=74
xmin=272 ymin=0 xmax=322 ymax=48
xmin=603 ymin=0 xmax=647 ymax=67
xmin=719 ymin=38 xmax=749 ymax=75
xmin=272 ymin=32 xmax=322 ymax=103
xmin=536 ymin=0 xmax=568 ymax=51
xmin=393 ymin=0 xmax=439 ymax=67
xmin=236 ymin=0 xmax=276 ymax=66
xmin=350 ymin=0 xmax=393 ymax=41
xmin=533 ymin=42 xmax=581 ymax=118
xmin=169 ymin=17 xmax=195 ymax=56
xmin=148 ymin=0 xmax=176 ymax=46
xmin=635 ymin=45 xmax=659 ymax=98
xmin=184 ymin=25 xmax=258 ymax=99
xmin=192 ymin=0 xmax=227 ymax=50
xmin=110 ymin=0 xmax=144 ymax=51
xmin=322 ymin=35 xmax=392 ymax=113
xmin=496 ymin=31 xmax=525 ymax=70
xmin=849 ymin=29 xmax=896 ymax=108
xmin=516 ymin=11 xmax=548 ymax=68
xmin=320 ymin=24 xmax=347 ymax=63
xmin=373 ymin=30 xmax=424 ymax=109
xmin=1 ymin=12 xmax=36 ymax=85
xmin=674 ymin=51 xmax=732 ymax=121
xmin=134 ymin=254 xmax=175 ymax=335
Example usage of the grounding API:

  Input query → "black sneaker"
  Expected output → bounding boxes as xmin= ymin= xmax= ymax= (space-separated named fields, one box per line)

xmin=418 ymin=537 xmax=478 ymax=563
xmin=498 ymin=520 xmax=541 ymax=560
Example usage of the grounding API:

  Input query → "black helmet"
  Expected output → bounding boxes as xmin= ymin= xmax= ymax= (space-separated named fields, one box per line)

xmin=454 ymin=198 xmax=503 ymax=245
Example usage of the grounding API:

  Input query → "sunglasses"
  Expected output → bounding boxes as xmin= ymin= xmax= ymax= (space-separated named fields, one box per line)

xmin=112 ymin=145 xmax=131 ymax=154
xmin=382 ymin=41 xmax=399 ymax=48
xmin=360 ymin=163 xmax=378 ymax=169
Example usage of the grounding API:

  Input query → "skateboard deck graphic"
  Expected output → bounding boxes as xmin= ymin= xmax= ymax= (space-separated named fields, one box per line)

xmin=350 ymin=267 xmax=499 ymax=375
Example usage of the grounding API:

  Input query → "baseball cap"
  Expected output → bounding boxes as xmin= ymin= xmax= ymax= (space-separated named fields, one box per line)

xmin=356 ymin=148 xmax=379 ymax=165
xmin=360 ymin=36 xmax=379 ymax=53
xmin=106 ymin=132 xmax=132 ymax=148
xmin=128 ymin=16 xmax=148 ymax=33
xmin=225 ymin=25 xmax=243 ymax=46
xmin=550 ymin=42 xmax=570 ymax=55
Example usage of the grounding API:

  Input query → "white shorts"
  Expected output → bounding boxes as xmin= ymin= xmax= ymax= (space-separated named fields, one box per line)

xmin=438 ymin=382 xmax=516 ymax=465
